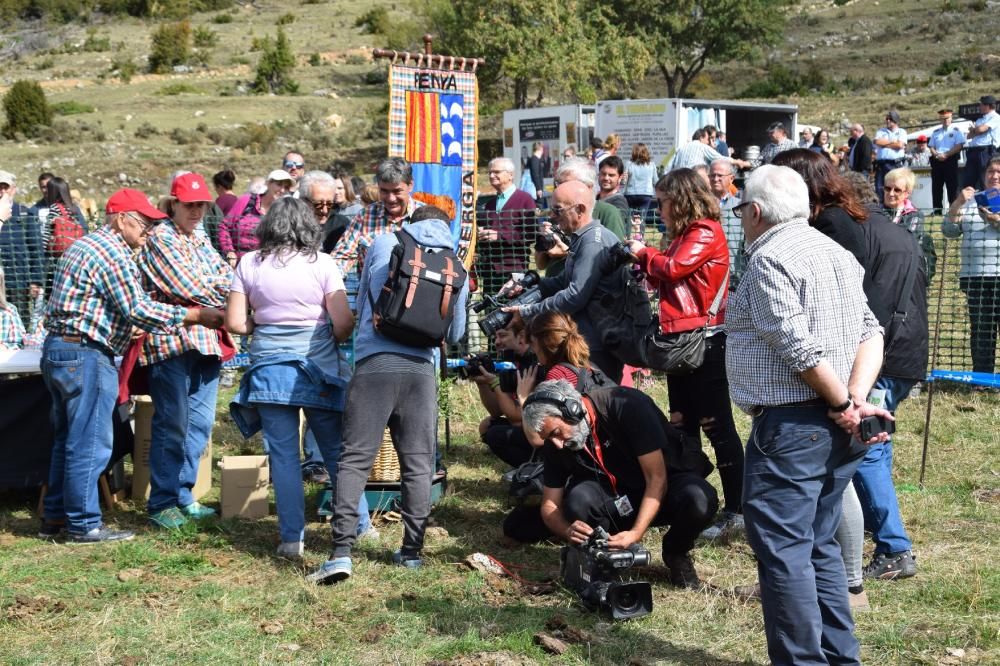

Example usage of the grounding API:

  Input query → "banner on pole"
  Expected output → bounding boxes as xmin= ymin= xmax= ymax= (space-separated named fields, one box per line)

xmin=389 ymin=64 xmax=478 ymax=266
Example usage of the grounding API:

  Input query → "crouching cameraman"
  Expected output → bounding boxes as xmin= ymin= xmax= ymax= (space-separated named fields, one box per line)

xmin=471 ymin=319 xmax=536 ymax=467
xmin=522 ymin=379 xmax=718 ymax=588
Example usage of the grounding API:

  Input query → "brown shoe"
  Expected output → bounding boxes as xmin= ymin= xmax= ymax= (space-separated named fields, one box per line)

xmin=849 ymin=588 xmax=870 ymax=612
xmin=733 ymin=582 xmax=761 ymax=601
xmin=663 ymin=552 xmax=701 ymax=590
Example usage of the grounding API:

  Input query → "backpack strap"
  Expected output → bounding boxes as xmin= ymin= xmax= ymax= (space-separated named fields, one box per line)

xmin=440 ymin=256 xmax=458 ymax=318
xmin=558 ymin=362 xmax=588 ymax=392
xmin=404 ymin=235 xmax=425 ymax=309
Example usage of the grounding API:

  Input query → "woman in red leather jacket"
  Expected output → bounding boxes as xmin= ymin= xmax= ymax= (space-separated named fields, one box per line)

xmin=626 ymin=167 xmax=744 ymax=541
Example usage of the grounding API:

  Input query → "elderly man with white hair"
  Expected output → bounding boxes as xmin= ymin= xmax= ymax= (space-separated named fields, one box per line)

xmin=476 ymin=157 xmax=537 ymax=296
xmin=725 ymin=165 xmax=892 ymax=665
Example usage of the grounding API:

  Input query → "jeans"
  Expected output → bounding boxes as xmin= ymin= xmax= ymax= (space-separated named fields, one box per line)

xmin=302 ymin=427 xmax=324 ymax=469
xmin=41 ymin=335 xmax=118 ymax=534
xmin=960 ymin=276 xmax=1000 ymax=374
xmin=667 ymin=335 xmax=744 ymax=513
xmin=147 ymin=351 xmax=220 ymax=514
xmin=562 ymin=473 xmax=717 ymax=557
xmin=257 ymin=405 xmax=370 ymax=542
xmin=743 ymin=405 xmax=866 ymax=666
xmin=852 ymin=375 xmax=917 ymax=554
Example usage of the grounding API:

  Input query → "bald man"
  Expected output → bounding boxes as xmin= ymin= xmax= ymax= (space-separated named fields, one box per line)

xmin=505 ymin=180 xmax=624 ymax=382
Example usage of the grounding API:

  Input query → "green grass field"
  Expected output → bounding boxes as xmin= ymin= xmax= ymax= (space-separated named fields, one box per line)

xmin=1 ymin=380 xmax=997 ymax=665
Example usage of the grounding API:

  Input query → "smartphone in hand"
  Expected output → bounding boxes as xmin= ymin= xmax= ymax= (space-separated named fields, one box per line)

xmin=860 ymin=415 xmax=896 ymax=441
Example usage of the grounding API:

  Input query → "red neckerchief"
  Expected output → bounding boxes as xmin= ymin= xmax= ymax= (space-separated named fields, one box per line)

xmin=581 ymin=396 xmax=618 ymax=496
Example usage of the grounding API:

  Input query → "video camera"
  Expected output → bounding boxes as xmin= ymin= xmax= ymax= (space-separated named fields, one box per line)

xmin=560 ymin=526 xmax=653 ymax=620
xmin=473 ymin=270 xmax=543 ymax=339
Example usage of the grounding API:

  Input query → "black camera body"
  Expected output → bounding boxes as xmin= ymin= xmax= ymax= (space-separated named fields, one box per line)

xmin=560 ymin=526 xmax=653 ymax=620
xmin=456 ymin=353 xmax=495 ymax=380
xmin=475 ymin=270 xmax=543 ymax=339
xmin=607 ymin=241 xmax=638 ymax=269
xmin=535 ymin=228 xmax=568 ymax=253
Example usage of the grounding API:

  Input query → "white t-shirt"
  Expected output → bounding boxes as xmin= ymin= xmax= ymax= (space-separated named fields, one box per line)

xmin=230 ymin=250 xmax=345 ymax=326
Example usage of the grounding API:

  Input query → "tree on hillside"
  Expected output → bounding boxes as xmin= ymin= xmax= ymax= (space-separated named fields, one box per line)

xmin=422 ymin=0 xmax=650 ymax=108
xmin=3 ymin=80 xmax=52 ymax=138
xmin=609 ymin=0 xmax=793 ymax=98
xmin=148 ymin=20 xmax=192 ymax=73
xmin=252 ymin=27 xmax=298 ymax=94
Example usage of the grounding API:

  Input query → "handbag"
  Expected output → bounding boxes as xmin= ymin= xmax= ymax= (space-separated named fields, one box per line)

xmin=640 ymin=270 xmax=728 ymax=375
xmin=506 ymin=452 xmax=545 ymax=507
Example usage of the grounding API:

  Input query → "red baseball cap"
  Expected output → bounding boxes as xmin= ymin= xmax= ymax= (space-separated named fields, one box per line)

xmin=917 ymin=135 xmax=928 ymax=143
xmin=171 ymin=172 xmax=212 ymax=203
xmin=105 ymin=188 xmax=168 ymax=220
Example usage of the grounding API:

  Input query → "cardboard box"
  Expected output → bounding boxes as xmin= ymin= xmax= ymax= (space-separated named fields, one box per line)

xmin=131 ymin=395 xmax=213 ymax=501
xmin=219 ymin=455 xmax=270 ymax=519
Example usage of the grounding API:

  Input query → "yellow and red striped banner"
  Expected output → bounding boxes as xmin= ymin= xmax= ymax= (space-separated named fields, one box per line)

xmin=404 ymin=91 xmax=442 ymax=164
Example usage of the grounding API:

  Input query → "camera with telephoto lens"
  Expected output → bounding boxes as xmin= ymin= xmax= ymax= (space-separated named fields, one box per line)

xmin=455 ymin=353 xmax=495 ymax=380
xmin=560 ymin=526 xmax=653 ymax=620
xmin=607 ymin=241 xmax=639 ymax=268
xmin=474 ymin=271 xmax=543 ymax=339
xmin=535 ymin=227 xmax=569 ymax=252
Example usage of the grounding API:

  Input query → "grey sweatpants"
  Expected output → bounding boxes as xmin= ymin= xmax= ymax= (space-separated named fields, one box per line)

xmin=838 ymin=481 xmax=864 ymax=589
xmin=331 ymin=370 xmax=437 ymax=558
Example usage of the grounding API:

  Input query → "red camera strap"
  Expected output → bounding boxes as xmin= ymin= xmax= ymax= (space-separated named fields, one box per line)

xmin=581 ymin=397 xmax=618 ymax=496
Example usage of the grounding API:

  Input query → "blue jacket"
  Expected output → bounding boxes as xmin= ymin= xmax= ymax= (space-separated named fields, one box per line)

xmin=354 ymin=220 xmax=469 ymax=364
xmin=229 ymin=352 xmax=348 ymax=438
xmin=0 ymin=204 xmax=44 ymax=291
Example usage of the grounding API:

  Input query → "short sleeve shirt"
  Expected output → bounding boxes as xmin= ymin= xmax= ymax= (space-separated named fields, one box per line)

xmin=231 ymin=250 xmax=345 ymax=326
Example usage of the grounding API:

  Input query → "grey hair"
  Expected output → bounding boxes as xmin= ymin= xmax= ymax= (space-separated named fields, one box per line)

xmin=554 ymin=157 xmax=596 ymax=189
xmin=710 ymin=158 xmax=734 ymax=175
xmin=744 ymin=165 xmax=810 ymax=226
xmin=298 ymin=170 xmax=335 ymax=200
xmin=522 ymin=379 xmax=582 ymax=435
xmin=254 ymin=197 xmax=321 ymax=265
xmin=488 ymin=157 xmax=515 ymax=174
xmin=374 ymin=157 xmax=413 ymax=185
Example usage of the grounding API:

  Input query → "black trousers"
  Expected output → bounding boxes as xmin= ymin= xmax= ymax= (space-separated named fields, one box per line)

xmin=482 ymin=417 xmax=534 ymax=468
xmin=930 ymin=156 xmax=960 ymax=213
xmin=666 ymin=335 xmax=745 ymax=513
xmin=963 ymin=147 xmax=996 ymax=190
xmin=960 ymin=276 xmax=1000 ymax=374
xmin=562 ymin=473 xmax=718 ymax=556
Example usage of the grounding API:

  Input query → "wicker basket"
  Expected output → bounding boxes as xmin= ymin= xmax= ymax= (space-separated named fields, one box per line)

xmin=368 ymin=429 xmax=401 ymax=482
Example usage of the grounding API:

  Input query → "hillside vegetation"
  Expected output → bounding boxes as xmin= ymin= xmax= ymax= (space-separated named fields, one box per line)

xmin=0 ymin=0 xmax=996 ymax=198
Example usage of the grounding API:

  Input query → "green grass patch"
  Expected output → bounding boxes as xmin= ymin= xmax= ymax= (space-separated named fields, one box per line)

xmin=51 ymin=100 xmax=96 ymax=115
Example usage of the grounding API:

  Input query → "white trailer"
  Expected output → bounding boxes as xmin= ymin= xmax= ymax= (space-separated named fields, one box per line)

xmin=594 ymin=98 xmax=799 ymax=168
xmin=502 ymin=105 xmax=595 ymax=195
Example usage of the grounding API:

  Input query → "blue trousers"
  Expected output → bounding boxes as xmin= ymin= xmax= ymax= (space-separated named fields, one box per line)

xmin=852 ymin=375 xmax=916 ymax=554
xmin=41 ymin=335 xmax=118 ymax=534
xmin=257 ymin=405 xmax=370 ymax=543
xmin=743 ymin=405 xmax=866 ymax=666
xmin=147 ymin=351 xmax=220 ymax=514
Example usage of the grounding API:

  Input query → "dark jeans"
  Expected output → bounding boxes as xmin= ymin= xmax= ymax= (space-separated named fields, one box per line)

xmin=503 ymin=504 xmax=552 ymax=543
xmin=331 ymin=369 xmax=437 ymax=558
xmin=667 ymin=334 xmax=744 ymax=513
xmin=963 ymin=147 xmax=996 ymax=190
xmin=562 ymin=473 xmax=717 ymax=557
xmin=482 ymin=417 xmax=534 ymax=468
xmin=960 ymin=276 xmax=1000 ymax=374
xmin=589 ymin=348 xmax=624 ymax=385
xmin=930 ymin=156 xmax=960 ymax=213
xmin=743 ymin=405 xmax=866 ymax=666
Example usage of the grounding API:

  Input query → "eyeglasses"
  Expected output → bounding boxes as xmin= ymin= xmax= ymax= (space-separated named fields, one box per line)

xmin=550 ymin=204 xmax=578 ymax=217
xmin=884 ymin=186 xmax=907 ymax=194
xmin=709 ymin=172 xmax=733 ymax=179
xmin=308 ymin=200 xmax=335 ymax=212
xmin=125 ymin=213 xmax=161 ymax=235
xmin=283 ymin=161 xmax=305 ymax=170
xmin=732 ymin=202 xmax=755 ymax=219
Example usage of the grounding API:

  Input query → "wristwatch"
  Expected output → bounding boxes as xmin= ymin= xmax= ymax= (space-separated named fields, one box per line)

xmin=829 ymin=397 xmax=854 ymax=413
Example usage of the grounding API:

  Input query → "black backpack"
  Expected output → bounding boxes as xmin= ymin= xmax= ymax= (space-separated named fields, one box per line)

xmin=585 ymin=260 xmax=656 ymax=367
xmin=370 ymin=230 xmax=467 ymax=348
xmin=556 ymin=362 xmax=615 ymax=393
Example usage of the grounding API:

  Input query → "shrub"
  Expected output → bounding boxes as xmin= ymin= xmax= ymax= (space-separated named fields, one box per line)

xmin=110 ymin=55 xmax=137 ymax=82
xmin=276 ymin=11 xmax=294 ymax=25
xmin=252 ymin=27 xmax=297 ymax=94
xmin=148 ymin=20 xmax=191 ymax=73
xmin=211 ymin=12 xmax=232 ymax=23
xmin=308 ymin=52 xmax=321 ymax=66
xmin=158 ymin=82 xmax=199 ymax=95
xmin=225 ymin=122 xmax=276 ymax=153
xmin=2 ymin=80 xmax=52 ymax=138
xmin=51 ymin=100 xmax=95 ymax=115
xmin=134 ymin=120 xmax=159 ymax=138
xmin=193 ymin=25 xmax=217 ymax=48
xmin=82 ymin=29 xmax=111 ymax=52
xmin=355 ymin=7 xmax=390 ymax=35
xmin=34 ymin=56 xmax=56 ymax=70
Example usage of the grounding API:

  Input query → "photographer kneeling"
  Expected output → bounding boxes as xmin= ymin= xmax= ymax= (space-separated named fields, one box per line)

xmin=522 ymin=379 xmax=718 ymax=588
xmin=473 ymin=319 xmax=535 ymax=468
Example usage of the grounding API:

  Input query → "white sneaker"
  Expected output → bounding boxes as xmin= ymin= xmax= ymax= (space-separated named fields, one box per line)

xmin=277 ymin=541 xmax=304 ymax=559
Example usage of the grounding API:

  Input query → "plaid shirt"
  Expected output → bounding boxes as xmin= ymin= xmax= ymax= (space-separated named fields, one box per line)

xmin=0 ymin=303 xmax=25 ymax=349
xmin=136 ymin=220 xmax=232 ymax=365
xmin=331 ymin=199 xmax=424 ymax=273
xmin=725 ymin=219 xmax=882 ymax=412
xmin=751 ymin=138 xmax=798 ymax=168
xmin=45 ymin=226 xmax=186 ymax=355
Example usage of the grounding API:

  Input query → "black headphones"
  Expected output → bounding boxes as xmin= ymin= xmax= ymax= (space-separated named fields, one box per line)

xmin=523 ymin=388 xmax=585 ymax=425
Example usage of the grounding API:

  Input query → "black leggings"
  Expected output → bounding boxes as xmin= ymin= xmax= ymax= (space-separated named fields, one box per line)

xmin=666 ymin=334 xmax=744 ymax=514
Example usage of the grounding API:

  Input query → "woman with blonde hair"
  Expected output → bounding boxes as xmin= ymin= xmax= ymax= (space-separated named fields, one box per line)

xmin=626 ymin=168 xmax=742 ymax=540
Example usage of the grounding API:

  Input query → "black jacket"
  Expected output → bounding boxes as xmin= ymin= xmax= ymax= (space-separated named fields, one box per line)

xmin=850 ymin=134 xmax=873 ymax=173
xmin=860 ymin=215 xmax=929 ymax=380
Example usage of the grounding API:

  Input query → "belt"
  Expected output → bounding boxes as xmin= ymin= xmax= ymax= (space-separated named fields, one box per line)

xmin=57 ymin=334 xmax=114 ymax=357
xmin=749 ymin=398 xmax=827 ymax=417
xmin=877 ymin=158 xmax=905 ymax=165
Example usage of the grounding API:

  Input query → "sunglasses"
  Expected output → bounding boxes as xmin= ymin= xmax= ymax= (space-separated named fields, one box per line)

xmin=283 ymin=161 xmax=305 ymax=169
xmin=308 ymin=200 xmax=335 ymax=212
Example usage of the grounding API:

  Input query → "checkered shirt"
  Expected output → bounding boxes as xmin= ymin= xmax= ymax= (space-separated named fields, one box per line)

xmin=136 ymin=220 xmax=232 ymax=365
xmin=0 ymin=304 xmax=25 ymax=349
xmin=725 ymin=219 xmax=882 ymax=412
xmin=45 ymin=226 xmax=187 ymax=355
xmin=752 ymin=138 xmax=799 ymax=168
xmin=331 ymin=199 xmax=424 ymax=273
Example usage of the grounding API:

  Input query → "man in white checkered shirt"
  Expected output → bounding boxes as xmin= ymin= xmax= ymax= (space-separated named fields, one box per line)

xmin=725 ymin=165 xmax=893 ymax=665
